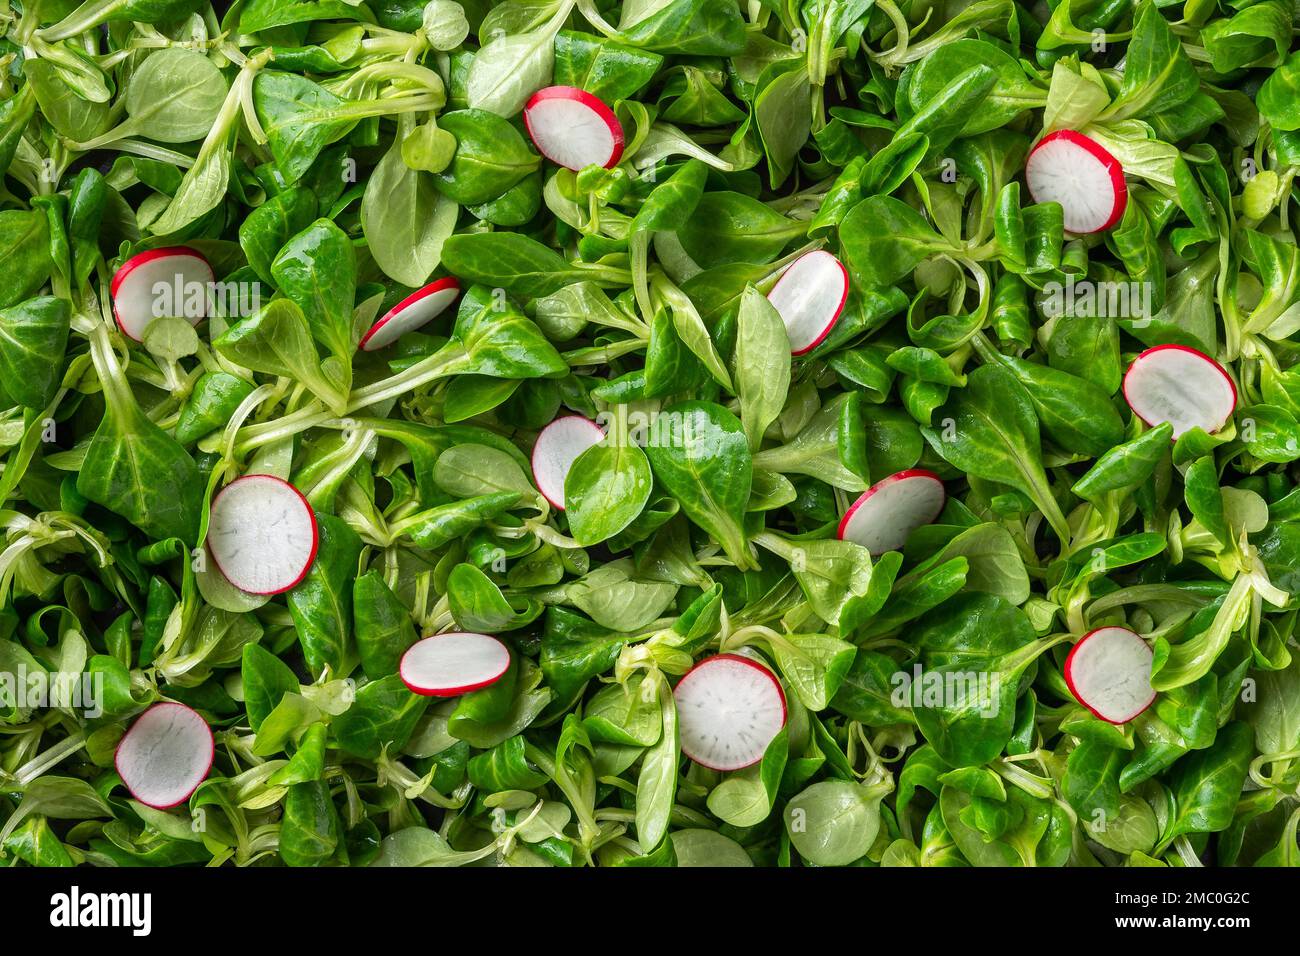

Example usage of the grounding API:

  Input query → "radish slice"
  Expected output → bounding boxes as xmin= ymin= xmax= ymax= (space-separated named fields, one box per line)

xmin=674 ymin=654 xmax=787 ymax=772
xmin=1122 ymin=344 xmax=1236 ymax=439
xmin=531 ymin=415 xmax=605 ymax=510
xmin=767 ymin=250 xmax=849 ymax=355
xmin=399 ymin=632 xmax=511 ymax=696
xmin=110 ymin=247 xmax=214 ymax=341
xmin=1025 ymin=130 xmax=1127 ymax=234
xmin=838 ymin=469 xmax=945 ymax=555
xmin=114 ymin=702 xmax=214 ymax=809
xmin=359 ymin=277 xmax=461 ymax=352
xmin=523 ymin=86 xmax=624 ymax=171
xmin=1064 ymin=626 xmax=1156 ymax=724
xmin=207 ymin=475 xmax=319 ymax=595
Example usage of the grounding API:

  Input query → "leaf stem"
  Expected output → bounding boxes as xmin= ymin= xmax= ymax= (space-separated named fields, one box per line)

xmin=233 ymin=341 xmax=470 ymax=454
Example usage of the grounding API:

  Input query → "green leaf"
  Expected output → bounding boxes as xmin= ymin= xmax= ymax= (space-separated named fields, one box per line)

xmin=644 ymin=401 xmax=753 ymax=569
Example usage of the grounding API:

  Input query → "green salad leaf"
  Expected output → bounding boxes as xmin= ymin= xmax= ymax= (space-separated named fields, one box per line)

xmin=1 ymin=0 xmax=1298 ymax=871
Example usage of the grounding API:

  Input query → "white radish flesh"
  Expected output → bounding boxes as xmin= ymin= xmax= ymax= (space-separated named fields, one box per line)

xmin=110 ymin=247 xmax=214 ymax=341
xmin=114 ymin=702 xmax=214 ymax=809
xmin=1064 ymin=626 xmax=1156 ymax=724
xmin=838 ymin=470 xmax=945 ymax=555
xmin=207 ymin=475 xmax=318 ymax=595
xmin=531 ymin=416 xmax=605 ymax=510
xmin=399 ymin=632 xmax=511 ymax=696
xmin=1122 ymin=345 xmax=1236 ymax=439
xmin=1025 ymin=130 xmax=1127 ymax=234
xmin=674 ymin=654 xmax=787 ymax=772
xmin=766 ymin=250 xmax=849 ymax=355
xmin=524 ymin=86 xmax=624 ymax=171
xmin=359 ymin=277 xmax=460 ymax=352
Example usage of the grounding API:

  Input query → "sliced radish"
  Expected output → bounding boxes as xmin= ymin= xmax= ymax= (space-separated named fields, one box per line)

xmin=207 ymin=475 xmax=319 ymax=595
xmin=110 ymin=247 xmax=214 ymax=341
xmin=838 ymin=469 xmax=945 ymax=555
xmin=1064 ymin=626 xmax=1156 ymax=724
xmin=1025 ymin=130 xmax=1127 ymax=234
xmin=531 ymin=415 xmax=605 ymax=510
xmin=674 ymin=654 xmax=787 ymax=772
xmin=359 ymin=277 xmax=461 ymax=352
xmin=523 ymin=86 xmax=624 ymax=171
xmin=766 ymin=250 xmax=849 ymax=355
xmin=1122 ymin=344 xmax=1236 ymax=439
xmin=114 ymin=702 xmax=214 ymax=809
xmin=399 ymin=632 xmax=511 ymax=696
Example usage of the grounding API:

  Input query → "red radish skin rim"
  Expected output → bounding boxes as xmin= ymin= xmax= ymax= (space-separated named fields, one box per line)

xmin=399 ymin=633 xmax=512 ymax=697
xmin=1026 ymin=130 xmax=1128 ymax=234
xmin=206 ymin=475 xmax=320 ymax=596
xmin=523 ymin=86 xmax=625 ymax=170
xmin=114 ymin=701 xmax=215 ymax=810
xmin=530 ymin=415 xmax=606 ymax=511
xmin=358 ymin=276 xmax=461 ymax=352
xmin=1063 ymin=627 xmax=1157 ymax=725
xmin=837 ymin=469 xmax=946 ymax=548
xmin=110 ymin=246 xmax=211 ymax=299
xmin=769 ymin=252 xmax=850 ymax=356
xmin=674 ymin=653 xmax=788 ymax=772
xmin=110 ymin=246 xmax=214 ymax=341
xmin=1121 ymin=344 xmax=1238 ymax=437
